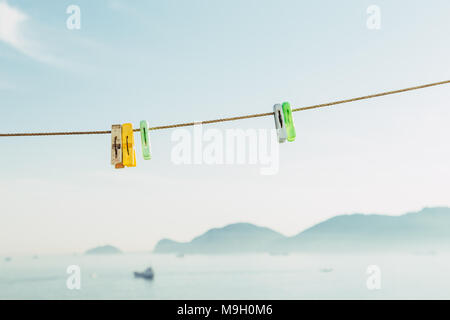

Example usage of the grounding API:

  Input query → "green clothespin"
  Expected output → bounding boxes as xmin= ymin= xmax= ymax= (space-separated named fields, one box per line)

xmin=282 ymin=102 xmax=296 ymax=142
xmin=140 ymin=120 xmax=151 ymax=160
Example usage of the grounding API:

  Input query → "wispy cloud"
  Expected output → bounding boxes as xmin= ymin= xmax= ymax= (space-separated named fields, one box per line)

xmin=0 ymin=0 xmax=56 ymax=65
xmin=0 ymin=0 xmax=140 ymax=74
xmin=0 ymin=1 xmax=78 ymax=68
xmin=0 ymin=0 xmax=27 ymax=48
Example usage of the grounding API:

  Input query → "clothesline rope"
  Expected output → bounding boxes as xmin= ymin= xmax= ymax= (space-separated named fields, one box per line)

xmin=1 ymin=80 xmax=449 ymax=137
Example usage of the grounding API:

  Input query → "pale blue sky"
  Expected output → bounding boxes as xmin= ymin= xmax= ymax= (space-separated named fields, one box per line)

xmin=1 ymin=0 xmax=449 ymax=254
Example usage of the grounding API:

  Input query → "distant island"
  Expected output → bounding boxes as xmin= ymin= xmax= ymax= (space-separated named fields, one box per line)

xmin=85 ymin=245 xmax=122 ymax=255
xmin=154 ymin=207 xmax=450 ymax=254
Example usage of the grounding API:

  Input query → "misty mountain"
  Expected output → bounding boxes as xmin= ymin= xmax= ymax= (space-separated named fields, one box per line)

xmin=153 ymin=207 xmax=450 ymax=254
xmin=282 ymin=207 xmax=450 ymax=252
xmin=155 ymin=223 xmax=284 ymax=254
xmin=85 ymin=245 xmax=122 ymax=255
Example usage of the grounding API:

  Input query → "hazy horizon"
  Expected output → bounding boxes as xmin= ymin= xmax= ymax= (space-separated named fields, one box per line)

xmin=3 ymin=206 xmax=450 ymax=256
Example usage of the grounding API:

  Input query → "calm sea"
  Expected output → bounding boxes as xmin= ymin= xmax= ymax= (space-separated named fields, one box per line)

xmin=1 ymin=253 xmax=449 ymax=299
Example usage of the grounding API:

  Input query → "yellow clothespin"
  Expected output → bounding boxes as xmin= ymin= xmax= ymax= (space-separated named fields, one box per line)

xmin=122 ymin=123 xmax=136 ymax=167
xmin=111 ymin=124 xmax=124 ymax=169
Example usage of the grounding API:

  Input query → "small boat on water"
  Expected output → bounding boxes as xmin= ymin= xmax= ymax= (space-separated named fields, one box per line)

xmin=4 ymin=257 xmax=12 ymax=262
xmin=134 ymin=267 xmax=154 ymax=280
